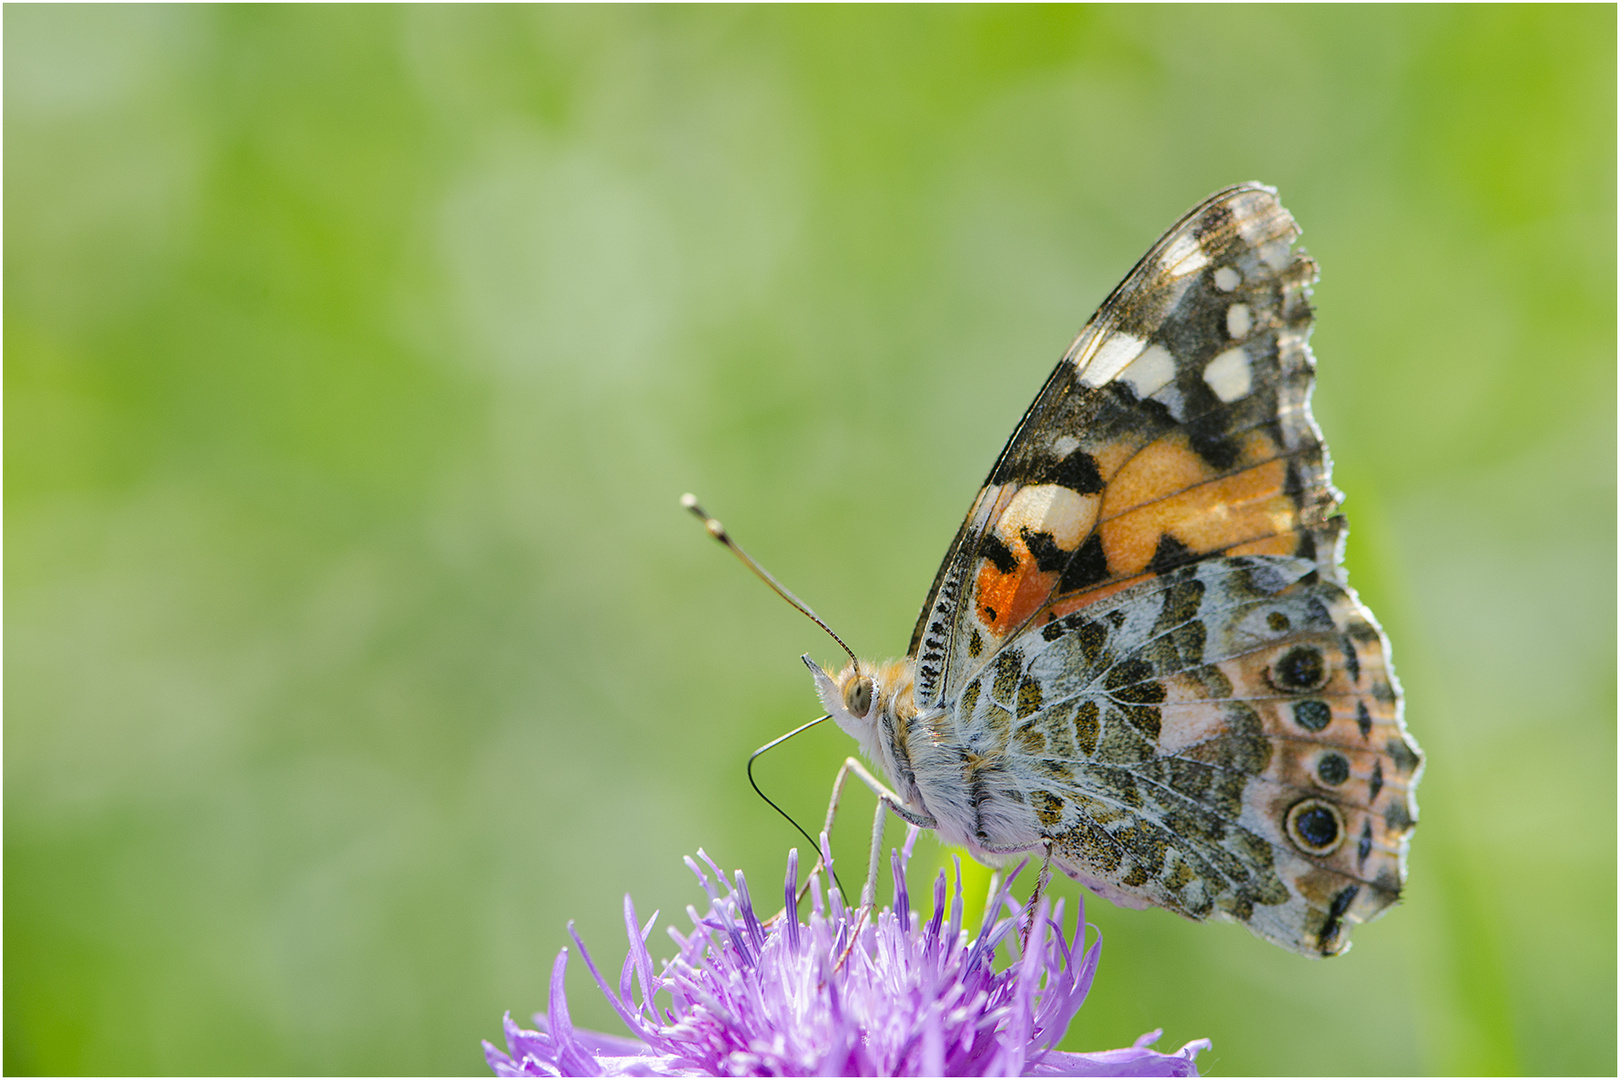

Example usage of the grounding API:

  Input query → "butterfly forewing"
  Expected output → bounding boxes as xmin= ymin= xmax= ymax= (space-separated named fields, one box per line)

xmin=911 ymin=184 xmax=1338 ymax=711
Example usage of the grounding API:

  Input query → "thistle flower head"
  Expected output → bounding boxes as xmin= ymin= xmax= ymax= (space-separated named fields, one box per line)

xmin=487 ymin=831 xmax=1208 ymax=1077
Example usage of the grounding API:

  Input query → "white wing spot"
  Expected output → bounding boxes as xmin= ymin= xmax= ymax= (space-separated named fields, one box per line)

xmin=1000 ymin=484 xmax=1098 ymax=551
xmin=1233 ymin=190 xmax=1279 ymax=243
xmin=1159 ymin=231 xmax=1209 ymax=277
xmin=1158 ymin=385 xmax=1187 ymax=421
xmin=1076 ymin=331 xmax=1146 ymax=387
xmin=1117 ymin=344 xmax=1176 ymax=399
xmin=1051 ymin=435 xmax=1080 ymax=457
xmin=1260 ymin=240 xmax=1292 ymax=269
xmin=1203 ymin=346 xmax=1252 ymax=403
xmin=1214 ymin=266 xmax=1242 ymax=292
xmin=1226 ymin=303 xmax=1252 ymax=340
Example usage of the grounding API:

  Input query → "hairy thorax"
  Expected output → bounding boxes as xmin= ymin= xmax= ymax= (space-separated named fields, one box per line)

xmin=814 ymin=656 xmax=1044 ymax=864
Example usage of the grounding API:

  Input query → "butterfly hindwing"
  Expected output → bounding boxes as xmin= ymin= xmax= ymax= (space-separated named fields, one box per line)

xmin=957 ymin=555 xmax=1418 ymax=955
xmin=911 ymin=184 xmax=1337 ymax=711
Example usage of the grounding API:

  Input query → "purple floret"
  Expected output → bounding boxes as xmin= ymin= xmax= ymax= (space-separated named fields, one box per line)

xmin=486 ymin=831 xmax=1208 ymax=1077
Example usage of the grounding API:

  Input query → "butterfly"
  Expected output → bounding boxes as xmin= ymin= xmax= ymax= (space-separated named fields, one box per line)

xmin=692 ymin=183 xmax=1421 ymax=957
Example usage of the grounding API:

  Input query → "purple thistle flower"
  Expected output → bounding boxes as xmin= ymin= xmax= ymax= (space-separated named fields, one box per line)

xmin=486 ymin=830 xmax=1208 ymax=1077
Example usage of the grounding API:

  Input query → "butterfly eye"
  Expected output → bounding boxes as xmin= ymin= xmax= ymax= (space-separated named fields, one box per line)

xmin=845 ymin=677 xmax=874 ymax=718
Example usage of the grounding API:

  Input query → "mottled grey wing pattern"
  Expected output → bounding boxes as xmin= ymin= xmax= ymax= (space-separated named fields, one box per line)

xmin=950 ymin=554 xmax=1420 ymax=955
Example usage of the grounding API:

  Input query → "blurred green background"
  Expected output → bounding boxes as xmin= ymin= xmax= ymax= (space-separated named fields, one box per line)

xmin=6 ymin=6 xmax=1614 ymax=1075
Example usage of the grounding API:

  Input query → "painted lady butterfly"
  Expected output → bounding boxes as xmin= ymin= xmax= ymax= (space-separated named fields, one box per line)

xmin=702 ymin=184 xmax=1422 ymax=957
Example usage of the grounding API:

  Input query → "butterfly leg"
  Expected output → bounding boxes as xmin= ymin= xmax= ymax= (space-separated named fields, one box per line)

xmin=972 ymin=834 xmax=1057 ymax=948
xmin=824 ymin=757 xmax=936 ymax=907
xmin=824 ymin=763 xmax=938 ymax=973
xmin=1017 ymin=839 xmax=1055 ymax=952
xmin=829 ymin=800 xmax=904 ymax=974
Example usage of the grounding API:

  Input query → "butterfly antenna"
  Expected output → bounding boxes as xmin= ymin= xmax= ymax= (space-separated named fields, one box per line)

xmin=681 ymin=493 xmax=860 ymax=671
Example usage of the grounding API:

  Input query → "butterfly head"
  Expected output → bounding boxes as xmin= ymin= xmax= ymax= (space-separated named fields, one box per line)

xmin=803 ymin=655 xmax=916 ymax=765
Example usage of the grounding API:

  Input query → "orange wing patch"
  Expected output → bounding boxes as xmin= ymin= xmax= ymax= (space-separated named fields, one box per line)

xmin=1098 ymin=428 xmax=1295 ymax=579
xmin=973 ymin=429 xmax=1302 ymax=637
xmin=973 ymin=483 xmax=1100 ymax=636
